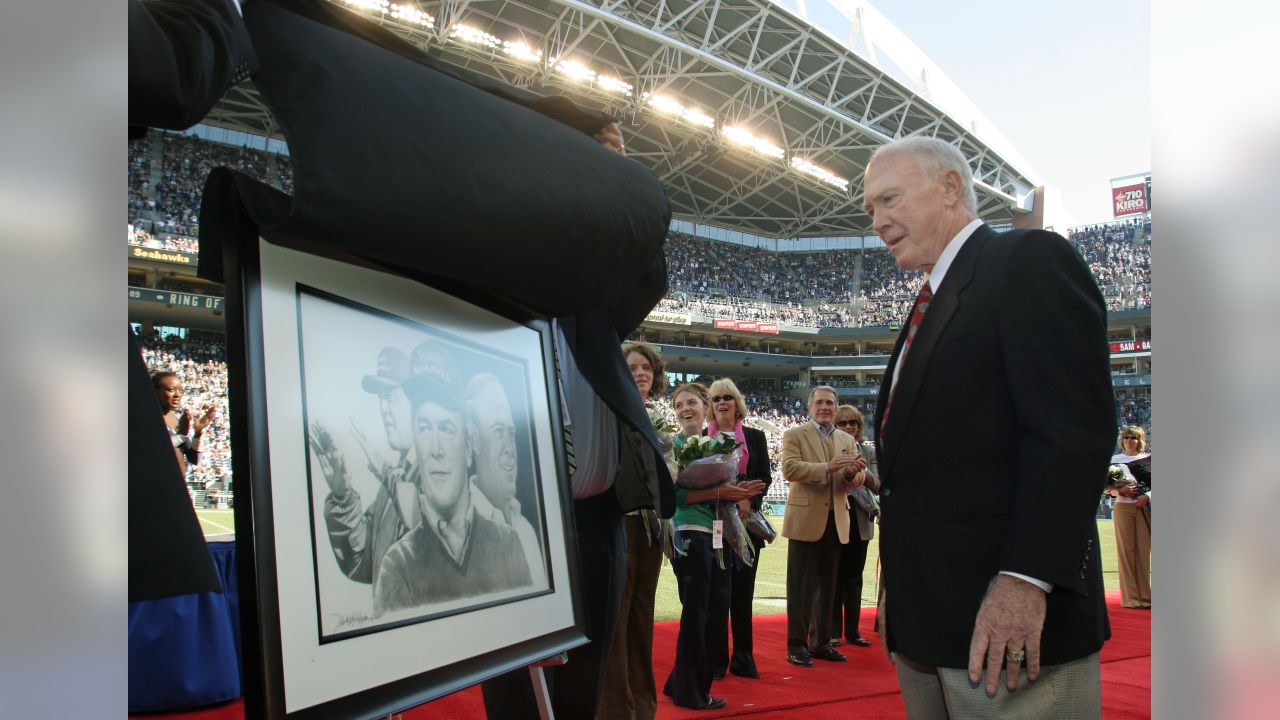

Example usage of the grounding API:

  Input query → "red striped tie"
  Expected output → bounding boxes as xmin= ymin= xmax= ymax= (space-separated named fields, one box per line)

xmin=880 ymin=281 xmax=932 ymax=441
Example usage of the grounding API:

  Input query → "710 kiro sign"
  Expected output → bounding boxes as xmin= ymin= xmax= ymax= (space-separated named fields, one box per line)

xmin=1111 ymin=174 xmax=1151 ymax=218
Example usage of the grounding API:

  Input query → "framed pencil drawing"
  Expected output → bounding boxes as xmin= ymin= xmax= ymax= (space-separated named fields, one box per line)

xmin=223 ymin=231 xmax=583 ymax=719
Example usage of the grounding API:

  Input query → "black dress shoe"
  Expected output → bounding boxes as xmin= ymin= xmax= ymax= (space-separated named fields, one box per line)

xmin=674 ymin=696 xmax=727 ymax=710
xmin=811 ymin=646 xmax=847 ymax=662
xmin=729 ymin=660 xmax=760 ymax=679
xmin=847 ymin=636 xmax=873 ymax=647
xmin=829 ymin=638 xmax=842 ymax=647
xmin=786 ymin=652 xmax=814 ymax=667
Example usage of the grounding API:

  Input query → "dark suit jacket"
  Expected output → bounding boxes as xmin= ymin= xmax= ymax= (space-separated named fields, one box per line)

xmin=741 ymin=426 xmax=772 ymax=511
xmin=128 ymin=0 xmax=257 ymax=134
xmin=873 ymin=225 xmax=1116 ymax=668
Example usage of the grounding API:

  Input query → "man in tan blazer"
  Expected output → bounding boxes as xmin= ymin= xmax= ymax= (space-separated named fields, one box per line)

xmin=780 ymin=386 xmax=868 ymax=666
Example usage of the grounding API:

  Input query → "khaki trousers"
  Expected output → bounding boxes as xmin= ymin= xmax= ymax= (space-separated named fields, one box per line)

xmin=1113 ymin=501 xmax=1152 ymax=607
xmin=895 ymin=651 xmax=1101 ymax=719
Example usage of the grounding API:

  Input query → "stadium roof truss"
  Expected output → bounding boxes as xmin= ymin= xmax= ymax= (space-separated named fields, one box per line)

xmin=207 ymin=0 xmax=1036 ymax=238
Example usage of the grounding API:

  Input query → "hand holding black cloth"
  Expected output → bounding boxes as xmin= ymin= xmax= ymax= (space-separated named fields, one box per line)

xmin=1124 ymin=454 xmax=1152 ymax=494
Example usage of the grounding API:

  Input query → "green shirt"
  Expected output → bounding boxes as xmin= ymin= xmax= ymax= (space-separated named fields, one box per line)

xmin=672 ymin=435 xmax=716 ymax=531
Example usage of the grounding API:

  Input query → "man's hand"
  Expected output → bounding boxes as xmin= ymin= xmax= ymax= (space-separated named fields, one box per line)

xmin=593 ymin=122 xmax=624 ymax=153
xmin=968 ymin=574 xmax=1047 ymax=696
xmin=349 ymin=418 xmax=393 ymax=490
xmin=1134 ymin=494 xmax=1150 ymax=508
xmin=825 ymin=454 xmax=861 ymax=475
xmin=309 ymin=422 xmax=350 ymax=496
xmin=1117 ymin=485 xmax=1140 ymax=498
xmin=845 ymin=469 xmax=867 ymax=488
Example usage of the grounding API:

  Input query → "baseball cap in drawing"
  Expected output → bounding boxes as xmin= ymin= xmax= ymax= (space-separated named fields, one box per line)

xmin=361 ymin=347 xmax=410 ymax=394
xmin=403 ymin=338 xmax=463 ymax=413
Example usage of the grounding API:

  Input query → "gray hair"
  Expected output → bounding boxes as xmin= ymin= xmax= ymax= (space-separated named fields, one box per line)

xmin=466 ymin=373 xmax=506 ymax=418
xmin=870 ymin=137 xmax=978 ymax=215
xmin=808 ymin=385 xmax=838 ymax=404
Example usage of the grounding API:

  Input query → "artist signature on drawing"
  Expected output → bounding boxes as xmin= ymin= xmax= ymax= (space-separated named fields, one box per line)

xmin=334 ymin=610 xmax=374 ymax=630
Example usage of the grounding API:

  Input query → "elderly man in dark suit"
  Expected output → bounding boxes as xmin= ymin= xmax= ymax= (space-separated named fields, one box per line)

xmin=865 ymin=137 xmax=1115 ymax=719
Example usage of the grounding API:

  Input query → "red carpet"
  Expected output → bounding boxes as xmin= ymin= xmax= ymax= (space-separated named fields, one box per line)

xmin=138 ymin=591 xmax=1149 ymax=719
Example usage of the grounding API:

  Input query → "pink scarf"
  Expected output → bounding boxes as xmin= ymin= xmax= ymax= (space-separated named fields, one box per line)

xmin=707 ymin=417 xmax=749 ymax=477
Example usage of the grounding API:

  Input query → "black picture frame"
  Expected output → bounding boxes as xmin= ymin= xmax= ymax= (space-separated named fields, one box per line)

xmin=223 ymin=227 xmax=585 ymax=719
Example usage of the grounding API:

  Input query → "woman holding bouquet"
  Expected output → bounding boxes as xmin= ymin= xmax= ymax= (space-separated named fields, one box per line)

xmin=598 ymin=342 xmax=670 ymax=720
xmin=706 ymin=378 xmax=772 ymax=680
xmin=663 ymin=382 xmax=765 ymax=710
xmin=1110 ymin=426 xmax=1152 ymax=608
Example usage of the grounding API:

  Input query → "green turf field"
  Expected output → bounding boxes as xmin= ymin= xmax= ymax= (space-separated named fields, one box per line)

xmin=196 ymin=508 xmax=235 ymax=536
xmin=195 ymin=509 xmax=1125 ymax=623
xmin=650 ymin=517 xmax=1123 ymax=623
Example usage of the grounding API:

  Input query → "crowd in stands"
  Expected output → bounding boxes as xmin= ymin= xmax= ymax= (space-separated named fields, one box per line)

xmin=127 ymin=134 xmax=1150 ymax=330
xmin=129 ymin=225 xmax=200 ymax=254
xmin=137 ymin=331 xmax=234 ymax=506
xmin=1068 ymin=219 xmax=1152 ymax=311
xmin=128 ymin=131 xmax=293 ymax=242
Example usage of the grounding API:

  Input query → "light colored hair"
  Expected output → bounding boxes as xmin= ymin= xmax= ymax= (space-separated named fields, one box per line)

xmin=707 ymin=377 xmax=747 ymax=421
xmin=808 ymin=385 xmax=838 ymax=405
xmin=870 ymin=137 xmax=978 ymax=215
xmin=1119 ymin=425 xmax=1147 ymax=452
xmin=836 ymin=404 xmax=864 ymax=440
xmin=671 ymin=382 xmax=709 ymax=408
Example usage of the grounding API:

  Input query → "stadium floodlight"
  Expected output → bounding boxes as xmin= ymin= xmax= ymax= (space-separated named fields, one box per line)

xmin=681 ymin=108 xmax=716 ymax=129
xmin=596 ymin=75 xmax=634 ymax=97
xmin=646 ymin=95 xmax=716 ymax=130
xmin=646 ymin=94 xmax=685 ymax=117
xmin=503 ymin=40 xmax=543 ymax=63
xmin=388 ymin=3 xmax=434 ymax=28
xmin=791 ymin=157 xmax=850 ymax=192
xmin=555 ymin=59 xmax=597 ymax=83
xmin=723 ymin=126 xmax=784 ymax=160
xmin=342 ymin=0 xmax=391 ymax=10
xmin=451 ymin=24 xmax=501 ymax=49
xmin=338 ymin=0 xmax=434 ymax=30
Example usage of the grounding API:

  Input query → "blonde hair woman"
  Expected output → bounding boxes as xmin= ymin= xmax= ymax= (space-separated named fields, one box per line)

xmin=1110 ymin=426 xmax=1151 ymax=609
xmin=705 ymin=377 xmax=772 ymax=679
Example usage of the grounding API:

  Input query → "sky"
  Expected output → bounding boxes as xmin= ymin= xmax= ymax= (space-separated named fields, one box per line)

xmin=787 ymin=0 xmax=1151 ymax=227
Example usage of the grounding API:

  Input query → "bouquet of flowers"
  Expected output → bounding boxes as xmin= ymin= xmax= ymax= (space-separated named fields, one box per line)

xmin=1105 ymin=464 xmax=1133 ymax=490
xmin=646 ymin=404 xmax=677 ymax=437
xmin=674 ymin=432 xmax=741 ymax=475
xmin=661 ymin=433 xmax=755 ymax=568
xmin=646 ymin=403 xmax=677 ymax=459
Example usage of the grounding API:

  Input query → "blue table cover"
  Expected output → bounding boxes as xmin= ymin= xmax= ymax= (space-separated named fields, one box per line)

xmin=129 ymin=541 xmax=241 ymax=712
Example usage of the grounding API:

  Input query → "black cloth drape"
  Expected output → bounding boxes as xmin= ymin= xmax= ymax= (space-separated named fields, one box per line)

xmin=198 ymin=0 xmax=671 ymax=323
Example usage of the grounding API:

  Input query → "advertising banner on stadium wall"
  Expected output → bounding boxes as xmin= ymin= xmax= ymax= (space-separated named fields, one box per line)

xmin=645 ymin=310 xmax=692 ymax=325
xmin=1111 ymin=180 xmax=1149 ymax=218
xmin=128 ymin=287 xmax=224 ymax=312
xmin=129 ymin=245 xmax=198 ymax=266
xmin=1109 ymin=340 xmax=1151 ymax=353
xmin=713 ymin=319 xmax=781 ymax=334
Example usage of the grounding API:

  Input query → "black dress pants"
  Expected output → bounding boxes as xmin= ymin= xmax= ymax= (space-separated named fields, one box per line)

xmin=785 ymin=512 xmax=841 ymax=654
xmin=831 ymin=509 xmax=871 ymax=640
xmin=662 ymin=531 xmax=730 ymax=709
xmin=710 ymin=533 xmax=766 ymax=676
xmin=481 ymin=488 xmax=625 ymax=719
